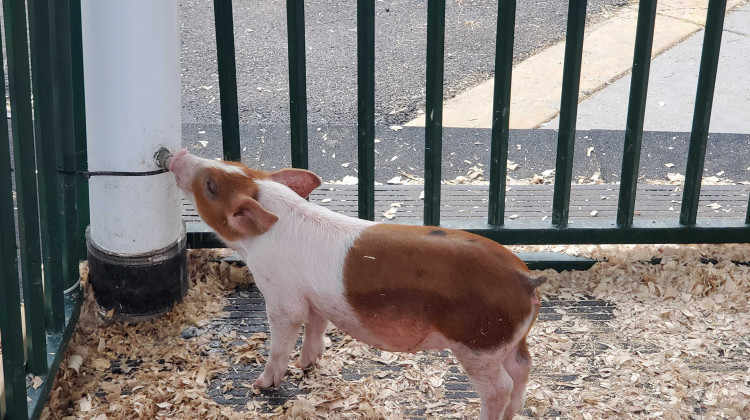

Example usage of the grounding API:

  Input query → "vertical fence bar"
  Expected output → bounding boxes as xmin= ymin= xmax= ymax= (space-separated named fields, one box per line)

xmin=0 ymin=25 xmax=28 ymax=417
xmin=2 ymin=0 xmax=48 ymax=374
xmin=70 ymin=0 xmax=90 ymax=260
xmin=51 ymin=0 xmax=81 ymax=290
xmin=551 ymin=0 xmax=587 ymax=228
xmin=357 ymin=0 xmax=375 ymax=221
xmin=680 ymin=0 xmax=727 ymax=226
xmin=213 ymin=0 xmax=242 ymax=162
xmin=286 ymin=0 xmax=309 ymax=169
xmin=424 ymin=0 xmax=446 ymax=226
xmin=616 ymin=0 xmax=658 ymax=228
xmin=28 ymin=0 xmax=66 ymax=332
xmin=488 ymin=0 xmax=516 ymax=226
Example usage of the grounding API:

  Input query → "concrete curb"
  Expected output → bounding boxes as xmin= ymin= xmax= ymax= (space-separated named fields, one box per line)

xmin=405 ymin=0 xmax=747 ymax=129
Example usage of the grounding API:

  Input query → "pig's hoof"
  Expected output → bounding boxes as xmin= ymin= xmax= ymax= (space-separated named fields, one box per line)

xmin=254 ymin=369 xmax=284 ymax=389
xmin=295 ymin=347 xmax=324 ymax=369
xmin=294 ymin=355 xmax=320 ymax=370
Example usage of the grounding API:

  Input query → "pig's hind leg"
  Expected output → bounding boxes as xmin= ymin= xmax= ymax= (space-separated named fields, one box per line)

xmin=501 ymin=340 xmax=532 ymax=418
xmin=254 ymin=305 xmax=305 ymax=388
xmin=451 ymin=345 xmax=513 ymax=420
xmin=295 ymin=309 xmax=328 ymax=369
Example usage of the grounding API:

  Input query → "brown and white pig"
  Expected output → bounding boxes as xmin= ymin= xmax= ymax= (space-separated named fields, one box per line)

xmin=167 ymin=149 xmax=545 ymax=420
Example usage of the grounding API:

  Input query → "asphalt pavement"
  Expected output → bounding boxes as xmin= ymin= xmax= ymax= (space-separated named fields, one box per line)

xmin=180 ymin=0 xmax=749 ymax=185
xmin=180 ymin=0 xmax=628 ymax=126
xmin=185 ymin=123 xmax=750 ymax=184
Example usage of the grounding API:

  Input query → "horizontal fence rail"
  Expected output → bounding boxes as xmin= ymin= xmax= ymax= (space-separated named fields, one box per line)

xmin=185 ymin=0 xmax=750 ymax=250
xmin=1 ymin=0 xmax=86 ymax=418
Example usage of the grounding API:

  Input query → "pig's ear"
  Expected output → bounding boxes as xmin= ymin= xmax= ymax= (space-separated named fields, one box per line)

xmin=227 ymin=197 xmax=279 ymax=236
xmin=269 ymin=168 xmax=322 ymax=198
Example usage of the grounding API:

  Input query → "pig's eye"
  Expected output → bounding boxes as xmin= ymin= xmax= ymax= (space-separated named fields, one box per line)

xmin=205 ymin=178 xmax=218 ymax=199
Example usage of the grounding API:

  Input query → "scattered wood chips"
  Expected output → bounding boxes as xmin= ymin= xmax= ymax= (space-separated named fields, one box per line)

xmin=43 ymin=249 xmax=244 ymax=419
xmin=39 ymin=244 xmax=750 ymax=419
xmin=515 ymin=243 xmax=750 ymax=419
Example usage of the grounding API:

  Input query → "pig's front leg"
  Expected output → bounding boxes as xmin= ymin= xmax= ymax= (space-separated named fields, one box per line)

xmin=254 ymin=312 xmax=303 ymax=388
xmin=295 ymin=309 xmax=328 ymax=369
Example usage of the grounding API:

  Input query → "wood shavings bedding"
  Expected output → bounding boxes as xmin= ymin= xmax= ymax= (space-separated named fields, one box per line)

xmin=43 ymin=244 xmax=749 ymax=419
xmin=43 ymin=249 xmax=242 ymax=420
xmin=525 ymin=243 xmax=750 ymax=419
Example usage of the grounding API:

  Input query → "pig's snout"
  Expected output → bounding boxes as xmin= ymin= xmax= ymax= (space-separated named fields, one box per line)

xmin=166 ymin=149 xmax=194 ymax=192
xmin=167 ymin=148 xmax=190 ymax=173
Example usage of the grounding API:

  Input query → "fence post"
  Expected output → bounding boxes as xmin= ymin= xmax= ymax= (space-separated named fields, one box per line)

xmin=81 ymin=0 xmax=187 ymax=320
xmin=617 ymin=0 xmax=658 ymax=228
xmin=680 ymin=0 xmax=727 ymax=226
xmin=488 ymin=0 xmax=516 ymax=226
xmin=29 ymin=0 xmax=67 ymax=333
xmin=213 ymin=0 xmax=241 ymax=162
xmin=424 ymin=0 xmax=446 ymax=226
xmin=0 ymin=22 xmax=27 ymax=414
xmin=70 ymin=0 xmax=91 ymax=261
xmin=50 ymin=0 xmax=82 ymax=292
xmin=552 ymin=0 xmax=587 ymax=228
xmin=357 ymin=0 xmax=375 ymax=221
xmin=287 ymin=0 xmax=309 ymax=169
xmin=3 ymin=0 xmax=49 ymax=375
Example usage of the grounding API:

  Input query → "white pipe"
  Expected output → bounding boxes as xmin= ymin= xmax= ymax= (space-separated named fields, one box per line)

xmin=81 ymin=0 xmax=182 ymax=254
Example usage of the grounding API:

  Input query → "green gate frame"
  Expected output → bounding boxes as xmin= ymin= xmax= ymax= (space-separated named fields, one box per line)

xmin=192 ymin=0 xmax=749 ymax=248
xmin=1 ymin=0 xmax=87 ymax=418
xmin=2 ymin=0 xmax=749 ymax=419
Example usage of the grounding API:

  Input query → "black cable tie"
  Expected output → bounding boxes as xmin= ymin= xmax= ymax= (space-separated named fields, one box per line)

xmin=57 ymin=167 xmax=169 ymax=179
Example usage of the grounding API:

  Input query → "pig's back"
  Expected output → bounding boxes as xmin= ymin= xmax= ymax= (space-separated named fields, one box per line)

xmin=341 ymin=224 xmax=534 ymax=351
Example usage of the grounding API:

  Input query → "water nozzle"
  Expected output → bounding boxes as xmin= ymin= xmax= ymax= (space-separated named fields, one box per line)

xmin=154 ymin=147 xmax=173 ymax=170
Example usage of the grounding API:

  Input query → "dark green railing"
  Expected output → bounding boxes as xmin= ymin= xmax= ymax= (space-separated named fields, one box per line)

xmin=11 ymin=0 xmax=747 ymax=418
xmin=287 ymin=0 xmax=309 ymax=170
xmin=617 ymin=0 xmax=658 ymax=228
xmin=423 ymin=0 xmax=446 ymax=226
xmin=551 ymin=0 xmax=588 ymax=229
xmin=356 ymin=0 xmax=376 ymax=221
xmin=680 ymin=0 xmax=728 ymax=226
xmin=487 ymin=0 xmax=516 ymax=227
xmin=187 ymin=0 xmax=749 ymax=249
xmin=1 ymin=0 xmax=86 ymax=418
xmin=213 ymin=0 xmax=241 ymax=162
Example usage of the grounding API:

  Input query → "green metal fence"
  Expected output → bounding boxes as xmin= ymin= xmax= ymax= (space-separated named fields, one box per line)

xmin=2 ymin=0 xmax=749 ymax=418
xmin=188 ymin=0 xmax=749 ymax=249
xmin=0 ymin=0 xmax=87 ymax=418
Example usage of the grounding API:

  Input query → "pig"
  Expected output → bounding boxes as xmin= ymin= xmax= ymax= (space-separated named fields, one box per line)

xmin=167 ymin=149 xmax=546 ymax=420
